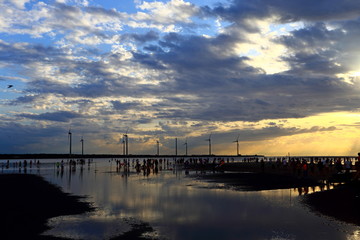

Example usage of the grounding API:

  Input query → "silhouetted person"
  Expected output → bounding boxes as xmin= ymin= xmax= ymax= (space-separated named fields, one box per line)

xmin=335 ymin=158 xmax=343 ymax=173
xmin=354 ymin=153 xmax=360 ymax=180
xmin=260 ymin=159 xmax=265 ymax=172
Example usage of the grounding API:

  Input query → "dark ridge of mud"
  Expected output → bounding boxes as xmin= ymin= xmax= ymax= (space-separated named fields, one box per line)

xmin=0 ymin=174 xmax=94 ymax=239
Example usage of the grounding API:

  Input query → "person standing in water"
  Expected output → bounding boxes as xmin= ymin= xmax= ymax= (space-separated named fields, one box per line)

xmin=354 ymin=153 xmax=360 ymax=180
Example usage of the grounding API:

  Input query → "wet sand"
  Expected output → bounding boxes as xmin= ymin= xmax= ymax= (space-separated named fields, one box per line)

xmin=109 ymin=219 xmax=157 ymax=240
xmin=0 ymin=174 xmax=94 ymax=239
xmin=194 ymin=172 xmax=320 ymax=191
xmin=302 ymin=181 xmax=360 ymax=226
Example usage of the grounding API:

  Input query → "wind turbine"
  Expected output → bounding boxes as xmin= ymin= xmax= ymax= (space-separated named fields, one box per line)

xmin=68 ymin=128 xmax=72 ymax=157
xmin=184 ymin=138 xmax=188 ymax=156
xmin=80 ymin=136 xmax=84 ymax=156
xmin=122 ymin=137 xmax=126 ymax=155
xmin=123 ymin=127 xmax=129 ymax=155
xmin=206 ymin=133 xmax=212 ymax=155
xmin=156 ymin=140 xmax=160 ymax=156
xmin=175 ymin=138 xmax=178 ymax=156
xmin=233 ymin=134 xmax=240 ymax=156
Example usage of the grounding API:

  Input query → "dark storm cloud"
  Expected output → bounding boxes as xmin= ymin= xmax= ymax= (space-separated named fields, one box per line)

xmin=190 ymin=73 xmax=354 ymax=120
xmin=138 ymin=32 xmax=261 ymax=90
xmin=0 ymin=41 xmax=64 ymax=64
xmin=18 ymin=111 xmax=82 ymax=122
xmin=0 ymin=122 xmax=66 ymax=153
xmin=278 ymin=23 xmax=343 ymax=74
xmin=205 ymin=0 xmax=360 ymax=23
xmin=152 ymin=93 xmax=302 ymax=122
xmin=128 ymin=25 xmax=359 ymax=122
xmin=111 ymin=100 xmax=141 ymax=111
xmin=132 ymin=52 xmax=167 ymax=70
xmin=236 ymin=125 xmax=338 ymax=142
xmin=84 ymin=5 xmax=126 ymax=18
xmin=121 ymin=31 xmax=160 ymax=43
xmin=143 ymin=44 xmax=164 ymax=53
xmin=10 ymin=95 xmax=41 ymax=105
xmin=157 ymin=33 xmax=249 ymax=68
xmin=279 ymin=20 xmax=360 ymax=76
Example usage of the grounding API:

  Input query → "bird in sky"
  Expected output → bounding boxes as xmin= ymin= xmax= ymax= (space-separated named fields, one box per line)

xmin=7 ymin=85 xmax=13 ymax=88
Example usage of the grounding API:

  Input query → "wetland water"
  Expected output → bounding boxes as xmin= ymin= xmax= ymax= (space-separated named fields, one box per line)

xmin=1 ymin=158 xmax=360 ymax=240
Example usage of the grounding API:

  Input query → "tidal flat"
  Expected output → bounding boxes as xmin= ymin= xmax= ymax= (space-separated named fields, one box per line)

xmin=1 ymin=158 xmax=359 ymax=240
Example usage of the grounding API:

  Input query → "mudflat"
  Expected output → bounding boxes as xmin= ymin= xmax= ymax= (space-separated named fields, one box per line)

xmin=302 ymin=181 xmax=360 ymax=226
xmin=194 ymin=172 xmax=320 ymax=191
xmin=0 ymin=174 xmax=94 ymax=239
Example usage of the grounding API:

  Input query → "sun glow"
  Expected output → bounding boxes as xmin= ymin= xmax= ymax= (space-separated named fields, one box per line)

xmin=213 ymin=111 xmax=360 ymax=156
xmin=337 ymin=71 xmax=360 ymax=84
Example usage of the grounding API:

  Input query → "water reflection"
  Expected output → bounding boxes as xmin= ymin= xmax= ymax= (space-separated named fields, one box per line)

xmin=292 ymin=182 xmax=337 ymax=196
xmin=1 ymin=158 xmax=359 ymax=240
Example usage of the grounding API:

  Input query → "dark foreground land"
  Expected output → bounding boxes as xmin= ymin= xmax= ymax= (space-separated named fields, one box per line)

xmin=0 ymin=174 xmax=94 ymax=240
xmin=195 ymin=172 xmax=320 ymax=191
xmin=302 ymin=181 xmax=360 ymax=226
xmin=0 ymin=174 xmax=161 ymax=240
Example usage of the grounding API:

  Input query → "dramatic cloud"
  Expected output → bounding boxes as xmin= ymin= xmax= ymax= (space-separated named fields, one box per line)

xmin=206 ymin=0 xmax=360 ymax=23
xmin=1 ymin=0 xmax=360 ymax=155
xmin=18 ymin=111 xmax=83 ymax=122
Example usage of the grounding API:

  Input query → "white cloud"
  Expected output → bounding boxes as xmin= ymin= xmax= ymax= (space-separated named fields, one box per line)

xmin=229 ymin=18 xmax=291 ymax=74
xmin=9 ymin=0 xmax=30 ymax=9
xmin=0 ymin=2 xmax=53 ymax=36
xmin=135 ymin=0 xmax=199 ymax=24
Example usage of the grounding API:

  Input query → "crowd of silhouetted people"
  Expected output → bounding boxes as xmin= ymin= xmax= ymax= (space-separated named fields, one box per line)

xmin=1 ymin=159 xmax=42 ymax=173
xmin=1 ymin=154 xmax=360 ymax=181
xmin=256 ymin=155 xmax=360 ymax=181
xmin=111 ymin=158 xmax=174 ymax=176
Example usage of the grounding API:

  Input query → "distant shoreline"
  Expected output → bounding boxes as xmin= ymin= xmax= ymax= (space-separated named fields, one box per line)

xmin=0 ymin=153 xmax=357 ymax=160
xmin=0 ymin=153 xmax=264 ymax=159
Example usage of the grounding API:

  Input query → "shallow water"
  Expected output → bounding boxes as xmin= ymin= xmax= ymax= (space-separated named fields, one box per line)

xmin=2 ymin=158 xmax=360 ymax=240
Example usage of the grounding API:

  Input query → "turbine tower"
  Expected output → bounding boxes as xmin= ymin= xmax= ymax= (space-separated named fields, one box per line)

xmin=156 ymin=140 xmax=160 ymax=156
xmin=123 ymin=128 xmax=129 ymax=155
xmin=206 ymin=133 xmax=212 ymax=156
xmin=80 ymin=136 xmax=84 ymax=156
xmin=184 ymin=138 xmax=188 ymax=156
xmin=68 ymin=128 xmax=72 ymax=157
xmin=175 ymin=138 xmax=178 ymax=156
xmin=122 ymin=137 xmax=126 ymax=155
xmin=233 ymin=134 xmax=240 ymax=156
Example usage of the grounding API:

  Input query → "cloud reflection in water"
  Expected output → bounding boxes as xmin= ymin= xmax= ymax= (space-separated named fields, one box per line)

xmin=42 ymin=160 xmax=359 ymax=240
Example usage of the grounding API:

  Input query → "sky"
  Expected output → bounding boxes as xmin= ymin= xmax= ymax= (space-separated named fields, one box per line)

xmin=1 ymin=0 xmax=360 ymax=156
